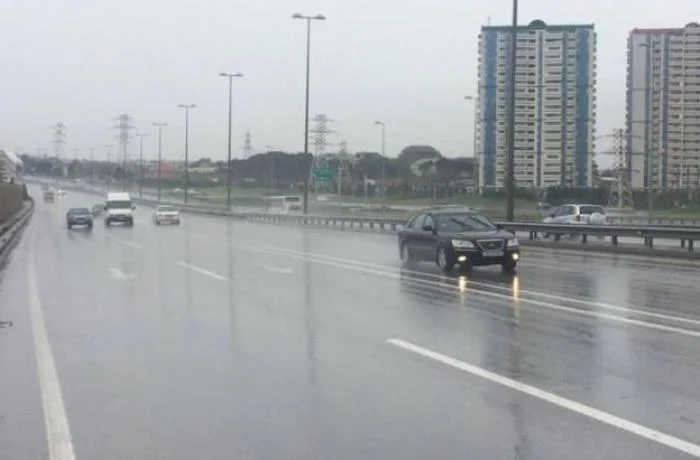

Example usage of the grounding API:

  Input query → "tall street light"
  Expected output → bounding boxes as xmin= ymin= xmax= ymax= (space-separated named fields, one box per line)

xmin=505 ymin=0 xmax=518 ymax=221
xmin=219 ymin=72 xmax=244 ymax=210
xmin=153 ymin=122 xmax=168 ymax=202
xmin=374 ymin=121 xmax=387 ymax=207
xmin=178 ymin=104 xmax=196 ymax=205
xmin=464 ymin=95 xmax=478 ymax=193
xmin=292 ymin=12 xmax=326 ymax=215
xmin=136 ymin=132 xmax=147 ymax=199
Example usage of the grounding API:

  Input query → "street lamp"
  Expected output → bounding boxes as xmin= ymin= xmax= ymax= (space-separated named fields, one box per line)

xmin=136 ymin=132 xmax=147 ymax=199
xmin=153 ymin=122 xmax=168 ymax=202
xmin=464 ymin=95 xmax=478 ymax=193
xmin=177 ymin=104 xmax=196 ymax=205
xmin=374 ymin=121 xmax=386 ymax=207
xmin=292 ymin=12 xmax=326 ymax=215
xmin=219 ymin=72 xmax=244 ymax=210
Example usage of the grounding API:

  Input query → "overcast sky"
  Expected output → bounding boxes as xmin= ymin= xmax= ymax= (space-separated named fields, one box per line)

xmin=0 ymin=0 xmax=696 ymax=163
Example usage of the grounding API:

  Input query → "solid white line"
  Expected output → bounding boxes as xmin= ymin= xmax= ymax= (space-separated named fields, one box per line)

xmin=28 ymin=247 xmax=77 ymax=460
xmin=387 ymin=338 xmax=700 ymax=458
xmin=177 ymin=261 xmax=226 ymax=281
xmin=243 ymin=245 xmax=700 ymax=338
xmin=260 ymin=264 xmax=293 ymax=275
xmin=104 ymin=234 xmax=143 ymax=250
xmin=255 ymin=245 xmax=700 ymax=328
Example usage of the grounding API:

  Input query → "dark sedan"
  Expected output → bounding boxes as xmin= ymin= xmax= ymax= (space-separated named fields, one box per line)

xmin=398 ymin=209 xmax=520 ymax=273
xmin=66 ymin=207 xmax=94 ymax=230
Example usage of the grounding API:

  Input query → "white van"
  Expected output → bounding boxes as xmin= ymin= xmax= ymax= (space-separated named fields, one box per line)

xmin=104 ymin=192 xmax=135 ymax=227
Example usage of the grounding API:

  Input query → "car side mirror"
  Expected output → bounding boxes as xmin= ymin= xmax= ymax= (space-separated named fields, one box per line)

xmin=132 ymin=205 xmax=136 ymax=210
xmin=496 ymin=223 xmax=504 ymax=230
xmin=104 ymin=205 xmax=108 ymax=211
xmin=422 ymin=225 xmax=435 ymax=233
xmin=548 ymin=213 xmax=555 ymax=218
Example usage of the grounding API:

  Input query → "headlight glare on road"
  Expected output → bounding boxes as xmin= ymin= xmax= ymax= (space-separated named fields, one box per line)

xmin=507 ymin=238 xmax=519 ymax=247
xmin=452 ymin=239 xmax=474 ymax=249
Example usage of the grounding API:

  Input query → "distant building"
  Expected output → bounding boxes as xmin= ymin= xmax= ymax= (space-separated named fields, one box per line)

xmin=0 ymin=149 xmax=23 ymax=183
xmin=626 ymin=23 xmax=700 ymax=189
xmin=145 ymin=161 xmax=176 ymax=179
xmin=476 ymin=20 xmax=597 ymax=190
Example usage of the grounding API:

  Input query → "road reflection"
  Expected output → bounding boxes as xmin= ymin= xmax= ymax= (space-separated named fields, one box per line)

xmin=302 ymin=230 xmax=317 ymax=386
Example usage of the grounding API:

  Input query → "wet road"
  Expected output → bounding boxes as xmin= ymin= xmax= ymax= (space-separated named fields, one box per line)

xmin=2 ymin=188 xmax=700 ymax=459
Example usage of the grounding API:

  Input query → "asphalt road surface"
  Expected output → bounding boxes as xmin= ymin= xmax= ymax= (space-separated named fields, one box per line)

xmin=2 ymin=187 xmax=700 ymax=459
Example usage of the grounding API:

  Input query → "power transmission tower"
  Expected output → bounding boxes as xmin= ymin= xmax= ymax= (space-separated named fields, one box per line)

xmin=111 ymin=114 xmax=135 ymax=189
xmin=242 ymin=130 xmax=253 ymax=158
xmin=309 ymin=114 xmax=336 ymax=194
xmin=607 ymin=128 xmax=634 ymax=209
xmin=52 ymin=122 xmax=66 ymax=179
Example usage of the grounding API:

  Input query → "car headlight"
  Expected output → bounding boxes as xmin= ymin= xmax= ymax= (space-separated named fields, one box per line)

xmin=507 ymin=238 xmax=519 ymax=247
xmin=452 ymin=239 xmax=475 ymax=249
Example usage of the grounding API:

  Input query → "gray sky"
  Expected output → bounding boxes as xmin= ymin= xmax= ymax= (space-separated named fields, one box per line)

xmin=0 ymin=0 xmax=696 ymax=163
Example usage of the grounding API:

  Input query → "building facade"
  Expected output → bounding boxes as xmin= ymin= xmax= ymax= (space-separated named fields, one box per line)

xmin=476 ymin=20 xmax=597 ymax=190
xmin=626 ymin=23 xmax=700 ymax=189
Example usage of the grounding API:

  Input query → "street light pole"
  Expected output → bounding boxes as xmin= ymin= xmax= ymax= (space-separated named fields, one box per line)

xmin=136 ymin=132 xmax=147 ymax=199
xmin=505 ymin=0 xmax=518 ymax=221
xmin=292 ymin=12 xmax=326 ymax=215
xmin=374 ymin=121 xmax=386 ymax=207
xmin=219 ymin=72 xmax=244 ymax=210
xmin=153 ymin=122 xmax=168 ymax=203
xmin=178 ymin=104 xmax=196 ymax=205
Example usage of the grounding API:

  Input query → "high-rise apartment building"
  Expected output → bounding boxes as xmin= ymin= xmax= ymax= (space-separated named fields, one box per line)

xmin=476 ymin=20 xmax=597 ymax=190
xmin=626 ymin=23 xmax=700 ymax=189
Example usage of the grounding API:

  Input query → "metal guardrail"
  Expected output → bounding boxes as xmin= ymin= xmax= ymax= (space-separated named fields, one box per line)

xmin=0 ymin=198 xmax=35 ymax=265
xmin=25 ymin=178 xmax=700 ymax=258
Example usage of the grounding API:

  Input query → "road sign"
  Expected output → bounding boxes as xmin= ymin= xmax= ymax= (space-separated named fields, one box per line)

xmin=313 ymin=167 xmax=336 ymax=181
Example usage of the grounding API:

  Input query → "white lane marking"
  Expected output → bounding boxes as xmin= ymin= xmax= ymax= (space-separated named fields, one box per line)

xmin=260 ymin=264 xmax=293 ymax=275
xmin=104 ymin=234 xmax=143 ymax=250
xmin=109 ymin=268 xmax=134 ymax=281
xmin=255 ymin=245 xmax=700 ymax=328
xmin=387 ymin=338 xmax=700 ymax=458
xmin=177 ymin=261 xmax=226 ymax=281
xmin=28 ymin=248 xmax=77 ymax=460
xmin=243 ymin=245 xmax=700 ymax=339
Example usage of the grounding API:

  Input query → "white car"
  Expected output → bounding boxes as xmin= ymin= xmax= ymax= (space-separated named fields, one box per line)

xmin=153 ymin=205 xmax=180 ymax=225
xmin=543 ymin=203 xmax=608 ymax=239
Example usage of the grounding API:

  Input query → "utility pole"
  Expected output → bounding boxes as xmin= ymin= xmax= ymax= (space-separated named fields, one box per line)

xmin=338 ymin=139 xmax=349 ymax=200
xmin=374 ymin=121 xmax=387 ymax=207
xmin=505 ymin=0 xmax=518 ymax=221
xmin=219 ymin=72 xmax=244 ymax=210
xmin=89 ymin=147 xmax=95 ymax=182
xmin=265 ymin=145 xmax=276 ymax=194
xmin=292 ymin=12 xmax=326 ymax=215
xmin=136 ymin=132 xmax=147 ymax=199
xmin=177 ymin=104 xmax=196 ymax=205
xmin=153 ymin=122 xmax=168 ymax=202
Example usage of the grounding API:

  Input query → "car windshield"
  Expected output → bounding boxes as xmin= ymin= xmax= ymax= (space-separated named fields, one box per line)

xmin=579 ymin=205 xmax=605 ymax=215
xmin=70 ymin=208 xmax=90 ymax=215
xmin=108 ymin=200 xmax=132 ymax=209
xmin=158 ymin=206 xmax=176 ymax=212
xmin=436 ymin=213 xmax=496 ymax=232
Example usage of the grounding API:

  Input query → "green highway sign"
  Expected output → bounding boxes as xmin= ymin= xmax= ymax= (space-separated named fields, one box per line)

xmin=312 ymin=167 xmax=336 ymax=181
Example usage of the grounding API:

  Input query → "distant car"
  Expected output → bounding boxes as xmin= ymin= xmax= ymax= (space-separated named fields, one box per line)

xmin=398 ymin=208 xmax=520 ymax=273
xmin=43 ymin=191 xmax=55 ymax=202
xmin=153 ymin=205 xmax=180 ymax=225
xmin=56 ymin=189 xmax=66 ymax=196
xmin=543 ymin=203 xmax=608 ymax=238
xmin=66 ymin=207 xmax=93 ymax=230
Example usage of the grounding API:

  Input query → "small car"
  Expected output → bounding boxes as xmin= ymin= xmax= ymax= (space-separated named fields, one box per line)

xmin=153 ymin=205 xmax=181 ymax=225
xmin=66 ymin=207 xmax=93 ymax=230
xmin=398 ymin=208 xmax=520 ymax=273
xmin=43 ymin=191 xmax=55 ymax=202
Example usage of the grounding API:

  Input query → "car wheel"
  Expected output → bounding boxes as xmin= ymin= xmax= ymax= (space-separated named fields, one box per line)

xmin=502 ymin=258 xmax=517 ymax=273
xmin=436 ymin=246 xmax=454 ymax=273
